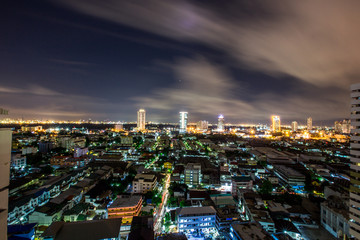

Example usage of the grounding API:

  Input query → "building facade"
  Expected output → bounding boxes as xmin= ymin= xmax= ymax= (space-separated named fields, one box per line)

xmin=196 ymin=120 xmax=208 ymax=131
xmin=184 ymin=163 xmax=201 ymax=186
xmin=179 ymin=112 xmax=188 ymax=133
xmin=0 ymin=129 xmax=11 ymax=239
xmin=350 ymin=83 xmax=360 ymax=239
xmin=321 ymin=196 xmax=350 ymax=239
xmin=291 ymin=121 xmax=298 ymax=132
xmin=217 ymin=115 xmax=224 ymax=132
xmin=132 ymin=174 xmax=157 ymax=194
xmin=11 ymin=154 xmax=26 ymax=170
xmin=108 ymin=195 xmax=142 ymax=223
xmin=307 ymin=117 xmax=312 ymax=130
xmin=177 ymin=206 xmax=216 ymax=235
xmin=137 ymin=109 xmax=146 ymax=131
xmin=271 ymin=115 xmax=281 ymax=132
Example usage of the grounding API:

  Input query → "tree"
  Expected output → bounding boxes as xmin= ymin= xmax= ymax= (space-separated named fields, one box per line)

xmin=42 ymin=165 xmax=54 ymax=174
xmin=26 ymin=152 xmax=44 ymax=166
xmin=152 ymin=195 xmax=162 ymax=207
xmin=304 ymin=173 xmax=314 ymax=193
xmin=259 ymin=180 xmax=273 ymax=195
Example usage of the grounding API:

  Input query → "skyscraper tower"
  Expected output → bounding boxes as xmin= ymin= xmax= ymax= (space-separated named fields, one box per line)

xmin=291 ymin=121 xmax=298 ymax=132
xmin=307 ymin=117 xmax=313 ymax=130
xmin=137 ymin=109 xmax=146 ymax=131
xmin=271 ymin=115 xmax=281 ymax=132
xmin=196 ymin=120 xmax=208 ymax=131
xmin=350 ymin=83 xmax=360 ymax=239
xmin=179 ymin=112 xmax=188 ymax=133
xmin=217 ymin=115 xmax=225 ymax=132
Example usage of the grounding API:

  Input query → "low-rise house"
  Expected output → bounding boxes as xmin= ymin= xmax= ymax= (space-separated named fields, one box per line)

xmin=63 ymin=203 xmax=90 ymax=222
xmin=230 ymin=222 xmax=274 ymax=240
xmin=41 ymin=218 xmax=128 ymax=240
xmin=127 ymin=216 xmax=154 ymax=240
xmin=132 ymin=174 xmax=157 ymax=194
xmin=7 ymin=223 xmax=36 ymax=240
xmin=11 ymin=154 xmax=26 ymax=170
xmin=29 ymin=202 xmax=67 ymax=226
xmin=187 ymin=190 xmax=208 ymax=206
xmin=274 ymin=219 xmax=302 ymax=240
xmin=232 ymin=176 xmax=253 ymax=196
xmin=273 ymin=165 xmax=305 ymax=191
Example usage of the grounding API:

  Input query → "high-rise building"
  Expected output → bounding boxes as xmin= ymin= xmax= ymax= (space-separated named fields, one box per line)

xmin=335 ymin=119 xmax=351 ymax=134
xmin=271 ymin=115 xmax=281 ymax=132
xmin=342 ymin=119 xmax=351 ymax=134
xmin=350 ymin=83 xmax=360 ymax=239
xmin=291 ymin=121 xmax=298 ymax=132
xmin=0 ymin=129 xmax=12 ymax=239
xmin=335 ymin=121 xmax=342 ymax=133
xmin=179 ymin=112 xmax=188 ymax=133
xmin=196 ymin=120 xmax=208 ymax=131
xmin=307 ymin=117 xmax=312 ymax=130
xmin=114 ymin=124 xmax=123 ymax=131
xmin=217 ymin=115 xmax=225 ymax=132
xmin=137 ymin=109 xmax=146 ymax=131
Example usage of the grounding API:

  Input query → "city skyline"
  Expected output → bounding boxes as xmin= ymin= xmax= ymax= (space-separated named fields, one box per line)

xmin=2 ymin=1 xmax=358 ymax=239
xmin=1 ymin=1 xmax=360 ymax=122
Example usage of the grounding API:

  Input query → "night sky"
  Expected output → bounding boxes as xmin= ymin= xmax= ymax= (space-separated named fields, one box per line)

xmin=1 ymin=0 xmax=360 ymax=124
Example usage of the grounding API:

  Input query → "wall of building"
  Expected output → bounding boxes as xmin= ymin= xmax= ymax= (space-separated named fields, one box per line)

xmin=0 ymin=129 xmax=12 ymax=239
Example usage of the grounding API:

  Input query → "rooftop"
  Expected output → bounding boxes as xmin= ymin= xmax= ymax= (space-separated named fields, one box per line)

xmin=42 ymin=218 xmax=123 ymax=240
xmin=134 ymin=174 xmax=156 ymax=182
xmin=177 ymin=206 xmax=216 ymax=217
xmin=231 ymin=222 xmax=273 ymax=240
xmin=109 ymin=195 xmax=142 ymax=209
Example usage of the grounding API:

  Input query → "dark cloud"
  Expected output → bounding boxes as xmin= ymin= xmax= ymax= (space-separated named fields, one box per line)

xmin=56 ymin=0 xmax=358 ymax=122
xmin=2 ymin=0 xmax=358 ymax=122
xmin=59 ymin=0 xmax=360 ymax=87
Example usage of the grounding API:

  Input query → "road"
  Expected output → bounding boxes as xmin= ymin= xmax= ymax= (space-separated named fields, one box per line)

xmin=154 ymin=173 xmax=171 ymax=234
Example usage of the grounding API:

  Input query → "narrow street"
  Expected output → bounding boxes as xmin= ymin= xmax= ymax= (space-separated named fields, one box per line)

xmin=154 ymin=173 xmax=171 ymax=234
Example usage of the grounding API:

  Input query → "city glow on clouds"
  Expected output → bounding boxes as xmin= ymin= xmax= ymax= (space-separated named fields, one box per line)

xmin=134 ymin=57 xmax=347 ymax=121
xmin=0 ymin=85 xmax=115 ymax=119
xmin=60 ymin=0 xmax=360 ymax=87
xmin=55 ymin=0 xmax=359 ymax=121
xmin=3 ymin=1 xmax=358 ymax=121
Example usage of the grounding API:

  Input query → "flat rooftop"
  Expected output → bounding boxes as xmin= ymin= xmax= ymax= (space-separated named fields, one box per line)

xmin=177 ymin=206 xmax=216 ymax=216
xmin=42 ymin=218 xmax=123 ymax=240
xmin=274 ymin=165 xmax=304 ymax=178
xmin=134 ymin=174 xmax=156 ymax=181
xmin=231 ymin=222 xmax=273 ymax=240
xmin=109 ymin=195 xmax=142 ymax=209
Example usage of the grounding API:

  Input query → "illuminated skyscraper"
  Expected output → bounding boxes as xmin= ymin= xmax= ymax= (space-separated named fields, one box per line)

xmin=335 ymin=119 xmax=352 ymax=134
xmin=0 ymin=129 xmax=11 ymax=239
xmin=342 ymin=119 xmax=351 ymax=134
xmin=196 ymin=120 xmax=208 ymax=131
xmin=307 ymin=117 xmax=312 ymax=130
xmin=271 ymin=115 xmax=281 ymax=132
xmin=179 ymin=112 xmax=188 ymax=133
xmin=291 ymin=121 xmax=298 ymax=132
xmin=137 ymin=109 xmax=146 ymax=131
xmin=217 ymin=115 xmax=225 ymax=132
xmin=350 ymin=83 xmax=360 ymax=239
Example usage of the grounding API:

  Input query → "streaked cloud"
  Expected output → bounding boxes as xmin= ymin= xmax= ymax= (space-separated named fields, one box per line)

xmin=134 ymin=57 xmax=348 ymax=122
xmin=59 ymin=0 xmax=360 ymax=87
xmin=0 ymin=85 xmax=62 ymax=96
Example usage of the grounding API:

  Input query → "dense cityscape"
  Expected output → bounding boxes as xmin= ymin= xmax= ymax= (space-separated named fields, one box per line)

xmin=1 ymin=95 xmax=358 ymax=240
xmin=3 ymin=1 xmax=360 ymax=240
